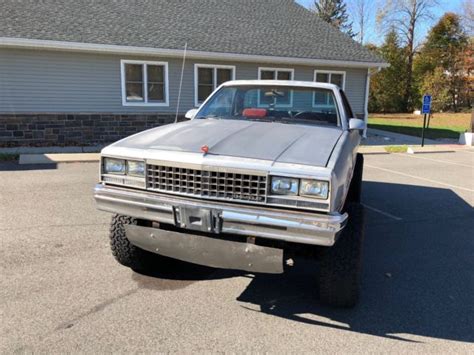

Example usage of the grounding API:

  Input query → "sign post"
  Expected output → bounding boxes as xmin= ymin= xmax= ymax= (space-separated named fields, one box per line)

xmin=421 ymin=94 xmax=432 ymax=147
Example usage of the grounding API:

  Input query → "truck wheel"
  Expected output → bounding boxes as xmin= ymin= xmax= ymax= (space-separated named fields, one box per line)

xmin=346 ymin=153 xmax=364 ymax=204
xmin=109 ymin=214 xmax=156 ymax=272
xmin=318 ymin=202 xmax=365 ymax=308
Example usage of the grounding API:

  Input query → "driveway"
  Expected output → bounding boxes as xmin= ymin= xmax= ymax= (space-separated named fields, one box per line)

xmin=1 ymin=150 xmax=473 ymax=353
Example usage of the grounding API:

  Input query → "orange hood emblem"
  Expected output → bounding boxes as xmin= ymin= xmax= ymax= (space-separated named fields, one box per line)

xmin=201 ymin=145 xmax=209 ymax=154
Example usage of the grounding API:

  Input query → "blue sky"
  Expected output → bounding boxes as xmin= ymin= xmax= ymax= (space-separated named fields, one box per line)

xmin=296 ymin=0 xmax=465 ymax=45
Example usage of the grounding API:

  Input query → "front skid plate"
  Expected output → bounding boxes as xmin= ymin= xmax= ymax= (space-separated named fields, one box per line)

xmin=124 ymin=225 xmax=284 ymax=274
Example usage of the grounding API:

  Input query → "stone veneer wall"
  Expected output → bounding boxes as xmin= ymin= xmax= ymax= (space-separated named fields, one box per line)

xmin=0 ymin=114 xmax=181 ymax=147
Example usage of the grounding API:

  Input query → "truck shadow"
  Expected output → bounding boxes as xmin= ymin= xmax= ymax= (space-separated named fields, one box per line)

xmin=132 ymin=257 xmax=243 ymax=291
xmin=237 ymin=181 xmax=474 ymax=343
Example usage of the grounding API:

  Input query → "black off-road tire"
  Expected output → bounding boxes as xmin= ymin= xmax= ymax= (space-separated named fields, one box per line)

xmin=109 ymin=214 xmax=156 ymax=272
xmin=346 ymin=153 xmax=364 ymax=205
xmin=318 ymin=202 xmax=365 ymax=308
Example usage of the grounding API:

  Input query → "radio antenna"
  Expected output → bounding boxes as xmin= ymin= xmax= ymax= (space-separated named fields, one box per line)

xmin=175 ymin=42 xmax=187 ymax=123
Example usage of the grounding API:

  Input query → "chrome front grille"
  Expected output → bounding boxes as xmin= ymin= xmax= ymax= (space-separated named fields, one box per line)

xmin=146 ymin=164 xmax=267 ymax=203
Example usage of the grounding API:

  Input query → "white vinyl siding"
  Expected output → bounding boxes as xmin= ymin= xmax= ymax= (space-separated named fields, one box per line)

xmin=0 ymin=48 xmax=369 ymax=115
xmin=120 ymin=60 xmax=169 ymax=106
xmin=194 ymin=64 xmax=235 ymax=106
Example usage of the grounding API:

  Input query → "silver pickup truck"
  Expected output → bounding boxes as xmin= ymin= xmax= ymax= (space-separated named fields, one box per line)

xmin=94 ymin=80 xmax=366 ymax=307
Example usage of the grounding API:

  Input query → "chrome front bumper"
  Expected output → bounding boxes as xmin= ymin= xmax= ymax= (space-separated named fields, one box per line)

xmin=94 ymin=184 xmax=348 ymax=246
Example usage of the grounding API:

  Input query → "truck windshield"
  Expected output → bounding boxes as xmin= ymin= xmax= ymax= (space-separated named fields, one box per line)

xmin=196 ymin=85 xmax=340 ymax=127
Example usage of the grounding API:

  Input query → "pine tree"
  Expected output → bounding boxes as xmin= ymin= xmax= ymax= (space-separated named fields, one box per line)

xmin=416 ymin=13 xmax=469 ymax=111
xmin=368 ymin=30 xmax=407 ymax=113
xmin=313 ymin=0 xmax=356 ymax=38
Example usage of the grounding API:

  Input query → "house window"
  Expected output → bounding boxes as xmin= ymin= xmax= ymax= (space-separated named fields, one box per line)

xmin=314 ymin=70 xmax=345 ymax=89
xmin=258 ymin=67 xmax=294 ymax=106
xmin=194 ymin=64 xmax=235 ymax=106
xmin=258 ymin=67 xmax=294 ymax=81
xmin=121 ymin=60 xmax=169 ymax=106
xmin=314 ymin=70 xmax=346 ymax=107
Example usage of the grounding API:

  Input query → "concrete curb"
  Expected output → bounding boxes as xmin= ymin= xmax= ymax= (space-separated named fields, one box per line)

xmin=19 ymin=153 xmax=100 ymax=165
xmin=406 ymin=145 xmax=468 ymax=154
xmin=0 ymin=145 xmax=103 ymax=154
xmin=358 ymin=146 xmax=390 ymax=154
xmin=17 ymin=145 xmax=472 ymax=164
xmin=359 ymin=144 xmax=471 ymax=155
xmin=25 ymin=149 xmax=392 ymax=162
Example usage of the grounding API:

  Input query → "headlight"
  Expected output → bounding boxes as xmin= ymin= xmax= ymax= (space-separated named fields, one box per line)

xmin=300 ymin=179 xmax=329 ymax=199
xmin=104 ymin=158 xmax=125 ymax=175
xmin=271 ymin=176 xmax=299 ymax=195
xmin=127 ymin=160 xmax=145 ymax=177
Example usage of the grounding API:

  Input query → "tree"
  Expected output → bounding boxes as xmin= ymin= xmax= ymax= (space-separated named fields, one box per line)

xmin=417 ymin=13 xmax=469 ymax=111
xmin=313 ymin=0 xmax=356 ymax=37
xmin=460 ymin=38 xmax=473 ymax=108
xmin=377 ymin=0 xmax=439 ymax=112
xmin=420 ymin=67 xmax=451 ymax=111
xmin=368 ymin=30 xmax=407 ymax=113
xmin=459 ymin=0 xmax=474 ymax=35
xmin=350 ymin=0 xmax=373 ymax=44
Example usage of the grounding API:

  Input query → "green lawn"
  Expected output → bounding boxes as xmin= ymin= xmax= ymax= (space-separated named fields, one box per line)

xmin=368 ymin=121 xmax=462 ymax=139
xmin=368 ymin=113 xmax=470 ymax=140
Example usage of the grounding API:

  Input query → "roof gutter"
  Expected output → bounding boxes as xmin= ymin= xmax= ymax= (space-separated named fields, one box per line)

xmin=0 ymin=37 xmax=389 ymax=69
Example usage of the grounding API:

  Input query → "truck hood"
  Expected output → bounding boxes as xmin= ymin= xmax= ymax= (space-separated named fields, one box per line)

xmin=111 ymin=119 xmax=343 ymax=167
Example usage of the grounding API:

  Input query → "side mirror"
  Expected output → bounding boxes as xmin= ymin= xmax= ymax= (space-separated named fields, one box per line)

xmin=185 ymin=109 xmax=198 ymax=120
xmin=348 ymin=118 xmax=366 ymax=131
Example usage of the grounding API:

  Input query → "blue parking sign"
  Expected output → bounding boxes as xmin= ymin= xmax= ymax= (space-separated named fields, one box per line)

xmin=422 ymin=95 xmax=432 ymax=114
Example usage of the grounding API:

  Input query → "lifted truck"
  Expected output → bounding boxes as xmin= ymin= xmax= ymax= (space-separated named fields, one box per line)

xmin=95 ymin=80 xmax=365 ymax=307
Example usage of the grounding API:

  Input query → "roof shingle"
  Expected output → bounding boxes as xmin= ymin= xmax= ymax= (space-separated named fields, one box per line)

xmin=0 ymin=0 xmax=384 ymax=64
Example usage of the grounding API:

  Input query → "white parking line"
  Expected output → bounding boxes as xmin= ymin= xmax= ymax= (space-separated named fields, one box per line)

xmin=395 ymin=152 xmax=473 ymax=168
xmin=365 ymin=164 xmax=474 ymax=193
xmin=362 ymin=203 xmax=403 ymax=221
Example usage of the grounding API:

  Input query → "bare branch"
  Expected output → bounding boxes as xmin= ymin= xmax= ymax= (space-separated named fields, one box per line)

xmin=349 ymin=0 xmax=374 ymax=44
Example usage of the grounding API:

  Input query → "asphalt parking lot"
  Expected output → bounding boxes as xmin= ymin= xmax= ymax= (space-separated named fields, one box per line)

xmin=1 ymin=149 xmax=473 ymax=353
